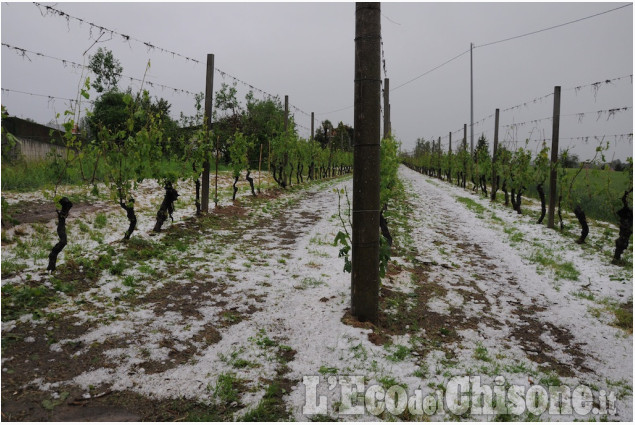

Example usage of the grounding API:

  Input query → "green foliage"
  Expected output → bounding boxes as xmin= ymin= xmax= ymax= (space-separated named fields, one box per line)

xmin=240 ymin=381 xmax=290 ymax=421
xmin=88 ymin=47 xmax=123 ymax=93
xmin=533 ymin=141 xmax=550 ymax=185
xmin=380 ymin=136 xmax=401 ymax=207
xmin=228 ymin=131 xmax=252 ymax=178
xmin=509 ymin=146 xmax=532 ymax=193
xmin=1 ymin=283 xmax=56 ymax=321
xmin=334 ymin=230 xmax=351 ymax=273
xmin=212 ymin=373 xmax=240 ymax=404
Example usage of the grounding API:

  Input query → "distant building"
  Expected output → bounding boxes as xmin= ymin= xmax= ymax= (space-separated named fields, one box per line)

xmin=1 ymin=116 xmax=67 ymax=161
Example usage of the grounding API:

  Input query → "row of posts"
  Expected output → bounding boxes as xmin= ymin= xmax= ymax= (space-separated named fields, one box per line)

xmin=434 ymin=86 xmax=562 ymax=229
xmin=198 ymin=54 xmax=328 ymax=213
xmin=198 ymin=4 xmax=389 ymax=325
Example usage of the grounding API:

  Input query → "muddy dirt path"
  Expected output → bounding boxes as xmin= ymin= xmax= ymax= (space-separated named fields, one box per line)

xmin=398 ymin=166 xmax=632 ymax=418
xmin=1 ymin=168 xmax=631 ymax=421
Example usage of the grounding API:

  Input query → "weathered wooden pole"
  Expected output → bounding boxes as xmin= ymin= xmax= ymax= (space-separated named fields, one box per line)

xmin=470 ymin=42 xmax=474 ymax=156
xmin=214 ymin=136 xmax=219 ymax=209
xmin=491 ymin=108 xmax=499 ymax=201
xmin=463 ymin=123 xmax=468 ymax=188
xmin=547 ymin=86 xmax=561 ymax=229
xmin=284 ymin=95 xmax=289 ymax=133
xmin=448 ymin=131 xmax=452 ymax=183
xmin=201 ymin=53 xmax=214 ymax=212
xmin=284 ymin=95 xmax=289 ymax=186
xmin=311 ymin=112 xmax=315 ymax=140
xmin=258 ymin=143 xmax=263 ymax=194
xmin=437 ymin=136 xmax=442 ymax=179
xmin=383 ymin=78 xmax=391 ymax=139
xmin=352 ymin=2 xmax=381 ymax=324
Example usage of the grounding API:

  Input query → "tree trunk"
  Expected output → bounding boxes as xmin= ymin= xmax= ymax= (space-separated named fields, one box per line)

xmin=153 ymin=182 xmax=179 ymax=232
xmin=515 ymin=189 xmax=523 ymax=214
xmin=613 ymin=189 xmax=633 ymax=264
xmin=480 ymin=175 xmax=488 ymax=196
xmin=573 ymin=204 xmax=589 ymax=244
xmin=120 ymin=198 xmax=137 ymax=240
xmin=47 ymin=197 xmax=72 ymax=271
xmin=245 ymin=170 xmax=256 ymax=196
xmin=232 ymin=175 xmax=239 ymax=200
xmin=536 ymin=183 xmax=546 ymax=224
xmin=194 ymin=177 xmax=201 ymax=215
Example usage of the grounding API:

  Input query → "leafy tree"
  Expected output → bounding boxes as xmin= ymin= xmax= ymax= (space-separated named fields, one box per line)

xmin=213 ymin=82 xmax=244 ymax=163
xmin=475 ymin=135 xmax=491 ymax=195
xmin=332 ymin=121 xmax=353 ymax=152
xmin=89 ymin=89 xmax=178 ymax=152
xmin=560 ymin=152 xmax=579 ymax=168
xmin=314 ymin=120 xmax=334 ymax=150
xmin=242 ymin=92 xmax=285 ymax=166
xmin=88 ymin=48 xmax=123 ymax=93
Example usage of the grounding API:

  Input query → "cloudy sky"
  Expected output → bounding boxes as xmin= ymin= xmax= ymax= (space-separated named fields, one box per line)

xmin=1 ymin=1 xmax=633 ymax=160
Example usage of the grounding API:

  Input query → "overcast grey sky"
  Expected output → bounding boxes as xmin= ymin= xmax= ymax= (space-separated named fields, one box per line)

xmin=1 ymin=1 xmax=633 ymax=160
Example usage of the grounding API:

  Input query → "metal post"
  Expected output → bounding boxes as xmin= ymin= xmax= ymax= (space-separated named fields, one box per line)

xmin=352 ymin=2 xmax=381 ymax=324
xmin=201 ymin=53 xmax=214 ymax=212
xmin=547 ymin=86 xmax=561 ymax=229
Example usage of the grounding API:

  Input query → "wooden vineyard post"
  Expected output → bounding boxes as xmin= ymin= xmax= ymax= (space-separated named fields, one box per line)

xmin=547 ymin=86 xmax=561 ymax=229
xmin=258 ymin=143 xmax=263 ymax=194
xmin=463 ymin=124 xmax=468 ymax=188
xmin=214 ymin=136 xmax=219 ymax=209
xmin=438 ymin=136 xmax=442 ymax=179
xmin=202 ymin=53 xmax=214 ymax=213
xmin=311 ymin=112 xmax=315 ymax=141
xmin=284 ymin=95 xmax=290 ymax=187
xmin=491 ymin=108 xmax=499 ymax=201
xmin=383 ymin=78 xmax=391 ymax=139
xmin=284 ymin=95 xmax=289 ymax=133
xmin=448 ymin=131 xmax=452 ymax=183
xmin=351 ymin=2 xmax=381 ymax=324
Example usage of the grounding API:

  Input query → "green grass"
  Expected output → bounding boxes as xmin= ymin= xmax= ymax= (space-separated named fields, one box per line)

xmin=318 ymin=365 xmax=338 ymax=375
xmin=456 ymin=196 xmax=486 ymax=215
xmin=1 ymin=259 xmax=28 ymax=278
xmin=614 ymin=308 xmax=633 ymax=332
xmin=240 ymin=381 xmax=290 ymax=421
xmin=1 ymin=283 xmax=57 ymax=321
xmin=474 ymin=343 xmax=491 ymax=362
xmin=211 ymin=373 xmax=240 ymax=404
xmin=94 ymin=213 xmax=108 ymax=229
xmin=296 ymin=277 xmax=326 ymax=289
xmin=386 ymin=344 xmax=410 ymax=362
xmin=529 ymin=248 xmax=580 ymax=281
xmin=1 ymin=155 xmax=229 ymax=192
